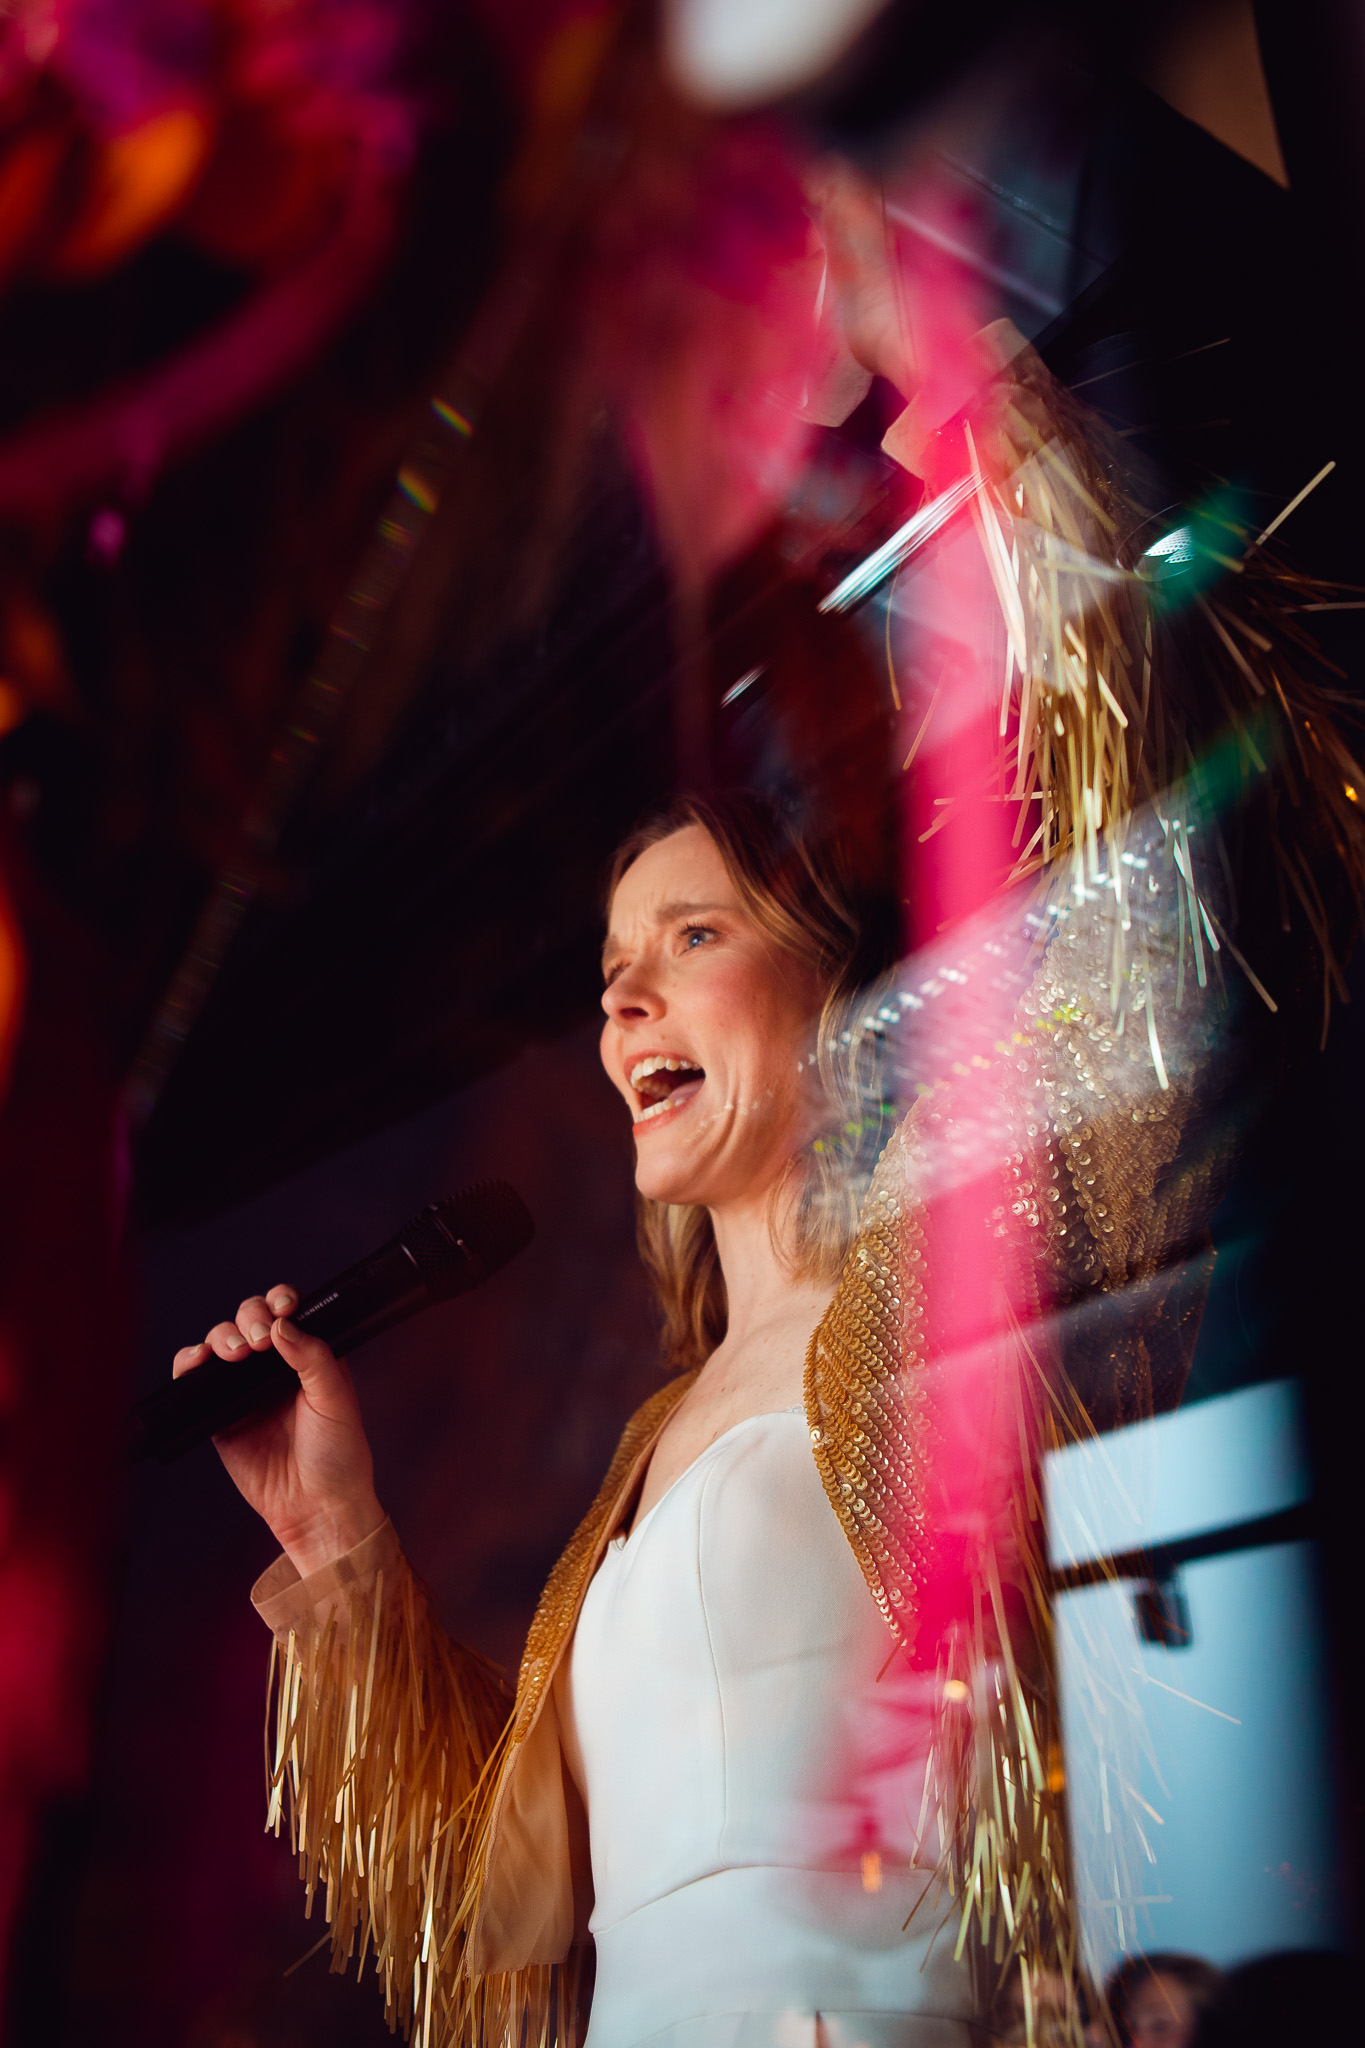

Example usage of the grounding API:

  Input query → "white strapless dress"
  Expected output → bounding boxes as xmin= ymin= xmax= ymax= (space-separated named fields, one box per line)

xmin=557 ymin=1407 xmax=981 ymax=2048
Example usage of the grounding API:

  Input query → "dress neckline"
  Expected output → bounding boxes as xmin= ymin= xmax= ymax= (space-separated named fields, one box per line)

xmin=615 ymin=1403 xmax=806 ymax=1550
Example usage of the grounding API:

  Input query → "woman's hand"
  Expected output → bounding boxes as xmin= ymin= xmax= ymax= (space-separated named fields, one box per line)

xmin=172 ymin=1285 xmax=385 ymax=1580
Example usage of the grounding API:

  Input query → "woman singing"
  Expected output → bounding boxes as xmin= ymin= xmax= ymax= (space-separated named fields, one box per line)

xmin=175 ymin=793 xmax=991 ymax=2047
xmin=171 ymin=334 xmax=1363 ymax=2048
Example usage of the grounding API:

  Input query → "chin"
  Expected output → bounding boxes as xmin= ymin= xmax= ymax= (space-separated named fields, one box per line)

xmin=633 ymin=1152 xmax=707 ymax=1208
xmin=632 ymin=1120 xmax=730 ymax=1208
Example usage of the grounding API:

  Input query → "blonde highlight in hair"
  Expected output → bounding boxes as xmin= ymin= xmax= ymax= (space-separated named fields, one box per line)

xmin=608 ymin=792 xmax=893 ymax=1372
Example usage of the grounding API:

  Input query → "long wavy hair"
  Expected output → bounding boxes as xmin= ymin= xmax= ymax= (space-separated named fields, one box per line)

xmin=606 ymin=791 xmax=895 ymax=1373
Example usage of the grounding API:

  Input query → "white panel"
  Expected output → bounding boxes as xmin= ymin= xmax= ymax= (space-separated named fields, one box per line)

xmin=1055 ymin=1542 xmax=1342 ymax=1978
xmin=1045 ymin=1378 xmax=1311 ymax=1572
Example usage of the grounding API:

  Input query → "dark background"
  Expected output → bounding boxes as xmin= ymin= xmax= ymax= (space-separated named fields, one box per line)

xmin=1 ymin=2 xmax=1363 ymax=2040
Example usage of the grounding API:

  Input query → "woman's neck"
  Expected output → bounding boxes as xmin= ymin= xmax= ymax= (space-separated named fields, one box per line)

xmin=630 ymin=1176 xmax=836 ymax=1523
xmin=708 ymin=1180 xmax=830 ymax=1354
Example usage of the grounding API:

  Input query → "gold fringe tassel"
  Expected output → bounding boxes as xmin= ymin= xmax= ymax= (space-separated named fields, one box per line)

xmin=263 ymin=1558 xmax=572 ymax=2047
xmin=965 ymin=343 xmax=1365 ymax=1028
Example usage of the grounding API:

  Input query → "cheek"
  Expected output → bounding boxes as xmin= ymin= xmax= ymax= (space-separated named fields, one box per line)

xmin=754 ymin=981 xmax=821 ymax=1078
xmin=733 ymin=999 xmax=819 ymax=1126
xmin=715 ymin=955 xmax=817 ymax=1047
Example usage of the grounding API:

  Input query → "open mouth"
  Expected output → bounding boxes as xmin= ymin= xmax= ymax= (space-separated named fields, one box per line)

xmin=629 ymin=1054 xmax=705 ymax=1125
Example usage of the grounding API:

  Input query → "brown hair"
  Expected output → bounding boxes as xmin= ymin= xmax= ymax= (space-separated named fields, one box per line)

xmin=606 ymin=791 xmax=894 ymax=1372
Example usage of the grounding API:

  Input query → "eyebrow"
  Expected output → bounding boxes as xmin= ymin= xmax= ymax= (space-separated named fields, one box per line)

xmin=600 ymin=900 xmax=731 ymax=965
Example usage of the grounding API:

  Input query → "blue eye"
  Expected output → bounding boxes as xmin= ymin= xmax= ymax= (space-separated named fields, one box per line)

xmin=682 ymin=923 xmax=715 ymax=949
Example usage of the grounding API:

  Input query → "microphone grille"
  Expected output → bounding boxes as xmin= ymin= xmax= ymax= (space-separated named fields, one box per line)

xmin=408 ymin=1180 xmax=535 ymax=1298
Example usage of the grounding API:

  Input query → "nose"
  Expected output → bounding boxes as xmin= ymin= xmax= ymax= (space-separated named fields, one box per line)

xmin=601 ymin=957 xmax=663 ymax=1023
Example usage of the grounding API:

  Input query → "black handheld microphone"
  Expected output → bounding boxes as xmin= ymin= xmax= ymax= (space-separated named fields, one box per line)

xmin=128 ymin=1180 xmax=534 ymax=1465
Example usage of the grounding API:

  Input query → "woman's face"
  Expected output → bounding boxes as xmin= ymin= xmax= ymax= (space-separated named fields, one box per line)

xmin=600 ymin=824 xmax=824 ymax=1211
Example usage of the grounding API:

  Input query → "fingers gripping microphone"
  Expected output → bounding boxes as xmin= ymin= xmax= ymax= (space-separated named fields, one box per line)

xmin=128 ymin=1180 xmax=534 ymax=1465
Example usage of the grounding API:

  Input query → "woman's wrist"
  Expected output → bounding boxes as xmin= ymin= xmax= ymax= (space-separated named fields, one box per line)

xmin=279 ymin=1495 xmax=387 ymax=1581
